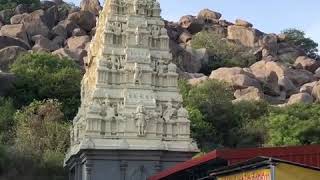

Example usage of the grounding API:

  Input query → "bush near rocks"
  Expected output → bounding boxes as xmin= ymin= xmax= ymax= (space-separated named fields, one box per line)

xmin=0 ymin=72 xmax=16 ymax=97
xmin=282 ymin=28 xmax=319 ymax=60
xmin=5 ymin=99 xmax=69 ymax=180
xmin=192 ymin=31 xmax=257 ymax=74
xmin=9 ymin=52 xmax=82 ymax=120
xmin=0 ymin=8 xmax=14 ymax=24
xmin=0 ymin=0 xmax=40 ymax=11
xmin=265 ymin=103 xmax=320 ymax=146
xmin=0 ymin=97 xmax=16 ymax=144
xmin=180 ymin=79 xmax=270 ymax=150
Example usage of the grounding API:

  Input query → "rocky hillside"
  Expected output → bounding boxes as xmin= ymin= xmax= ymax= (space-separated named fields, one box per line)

xmin=0 ymin=1 xmax=319 ymax=106
xmin=169 ymin=9 xmax=320 ymax=106
xmin=0 ymin=0 xmax=101 ymax=71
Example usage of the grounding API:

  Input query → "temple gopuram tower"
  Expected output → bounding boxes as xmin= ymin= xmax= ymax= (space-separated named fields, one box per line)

xmin=64 ymin=0 xmax=198 ymax=179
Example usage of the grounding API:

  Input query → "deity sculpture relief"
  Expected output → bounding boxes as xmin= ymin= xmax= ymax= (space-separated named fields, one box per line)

xmin=168 ymin=62 xmax=177 ymax=73
xmin=177 ymin=107 xmax=189 ymax=119
xmin=110 ymin=50 xmax=117 ymax=69
xmin=134 ymin=104 xmax=147 ymax=136
xmin=89 ymin=98 xmax=103 ymax=114
xmin=163 ymin=100 xmax=175 ymax=122
xmin=135 ymin=26 xmax=141 ymax=46
xmin=133 ymin=63 xmax=142 ymax=84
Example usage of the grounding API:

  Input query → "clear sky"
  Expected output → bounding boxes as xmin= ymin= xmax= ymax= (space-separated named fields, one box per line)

xmin=68 ymin=0 xmax=320 ymax=45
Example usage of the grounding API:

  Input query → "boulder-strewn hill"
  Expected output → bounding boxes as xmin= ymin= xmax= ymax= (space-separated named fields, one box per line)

xmin=0 ymin=1 xmax=319 ymax=106
xmin=167 ymin=9 xmax=320 ymax=106
xmin=0 ymin=0 xmax=101 ymax=70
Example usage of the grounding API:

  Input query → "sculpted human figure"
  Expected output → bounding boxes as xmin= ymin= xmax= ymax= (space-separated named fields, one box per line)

xmin=110 ymin=50 xmax=116 ymax=69
xmin=135 ymin=26 xmax=141 ymax=45
xmin=160 ymin=27 xmax=167 ymax=36
xmin=157 ymin=63 xmax=164 ymax=74
xmin=135 ymin=104 xmax=147 ymax=136
xmin=70 ymin=126 xmax=75 ymax=144
xmin=152 ymin=25 xmax=159 ymax=37
xmin=89 ymin=98 xmax=102 ymax=113
xmin=133 ymin=0 xmax=139 ymax=14
xmin=133 ymin=63 xmax=142 ymax=84
xmin=177 ymin=107 xmax=189 ymax=118
xmin=163 ymin=100 xmax=175 ymax=122
xmin=168 ymin=62 xmax=177 ymax=73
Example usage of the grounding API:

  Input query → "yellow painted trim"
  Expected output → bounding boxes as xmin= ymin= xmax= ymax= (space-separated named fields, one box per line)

xmin=275 ymin=163 xmax=320 ymax=180
xmin=217 ymin=168 xmax=271 ymax=180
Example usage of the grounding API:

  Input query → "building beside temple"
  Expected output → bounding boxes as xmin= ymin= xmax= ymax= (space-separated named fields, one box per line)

xmin=209 ymin=157 xmax=320 ymax=180
xmin=148 ymin=145 xmax=320 ymax=180
xmin=64 ymin=0 xmax=198 ymax=180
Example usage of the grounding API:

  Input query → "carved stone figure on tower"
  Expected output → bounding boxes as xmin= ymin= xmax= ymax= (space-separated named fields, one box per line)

xmin=135 ymin=26 xmax=141 ymax=45
xmin=111 ymin=50 xmax=117 ymax=69
xmin=133 ymin=62 xmax=142 ymax=84
xmin=168 ymin=62 xmax=177 ymax=73
xmin=163 ymin=100 xmax=175 ymax=122
xmin=135 ymin=103 xmax=147 ymax=136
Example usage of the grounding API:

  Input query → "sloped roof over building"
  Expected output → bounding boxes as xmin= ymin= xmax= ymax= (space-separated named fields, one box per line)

xmin=148 ymin=145 xmax=320 ymax=180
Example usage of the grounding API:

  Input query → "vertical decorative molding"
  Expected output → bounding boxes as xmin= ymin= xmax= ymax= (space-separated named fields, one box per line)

xmin=120 ymin=160 xmax=128 ymax=180
xmin=85 ymin=161 xmax=93 ymax=180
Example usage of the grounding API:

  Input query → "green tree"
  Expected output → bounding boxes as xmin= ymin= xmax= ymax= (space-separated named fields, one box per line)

xmin=0 ymin=145 xmax=10 ymax=174
xmin=192 ymin=31 xmax=257 ymax=75
xmin=179 ymin=80 xmax=271 ymax=151
xmin=282 ymin=29 xmax=319 ymax=60
xmin=0 ymin=98 xmax=16 ymax=145
xmin=10 ymin=53 xmax=82 ymax=120
xmin=15 ymin=99 xmax=70 ymax=155
xmin=181 ymin=80 xmax=237 ymax=150
xmin=13 ymin=99 xmax=69 ymax=179
xmin=0 ymin=0 xmax=40 ymax=11
xmin=265 ymin=103 xmax=320 ymax=146
xmin=232 ymin=101 xmax=271 ymax=147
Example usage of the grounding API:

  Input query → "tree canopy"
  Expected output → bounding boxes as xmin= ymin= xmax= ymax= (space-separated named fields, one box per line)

xmin=10 ymin=53 xmax=82 ymax=120
xmin=180 ymin=80 xmax=270 ymax=151
xmin=0 ymin=0 xmax=40 ymax=11
xmin=191 ymin=31 xmax=256 ymax=75
xmin=265 ymin=103 xmax=320 ymax=146
xmin=282 ymin=28 xmax=319 ymax=60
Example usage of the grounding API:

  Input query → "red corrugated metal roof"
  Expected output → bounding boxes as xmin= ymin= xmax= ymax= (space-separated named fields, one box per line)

xmin=148 ymin=145 xmax=320 ymax=180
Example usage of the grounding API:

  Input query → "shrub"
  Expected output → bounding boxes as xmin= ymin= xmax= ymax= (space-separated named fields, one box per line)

xmin=0 ymin=99 xmax=69 ymax=180
xmin=14 ymin=99 xmax=70 ymax=155
xmin=265 ymin=103 xmax=320 ymax=146
xmin=179 ymin=79 xmax=272 ymax=151
xmin=192 ymin=31 xmax=257 ymax=75
xmin=232 ymin=100 xmax=271 ymax=147
xmin=0 ymin=97 xmax=16 ymax=145
xmin=180 ymin=80 xmax=236 ymax=150
xmin=10 ymin=53 xmax=82 ymax=120
xmin=282 ymin=28 xmax=319 ymax=60
xmin=0 ymin=0 xmax=40 ymax=11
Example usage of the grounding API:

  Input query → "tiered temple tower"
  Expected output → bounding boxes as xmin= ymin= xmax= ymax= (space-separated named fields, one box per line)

xmin=65 ymin=0 xmax=198 ymax=179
